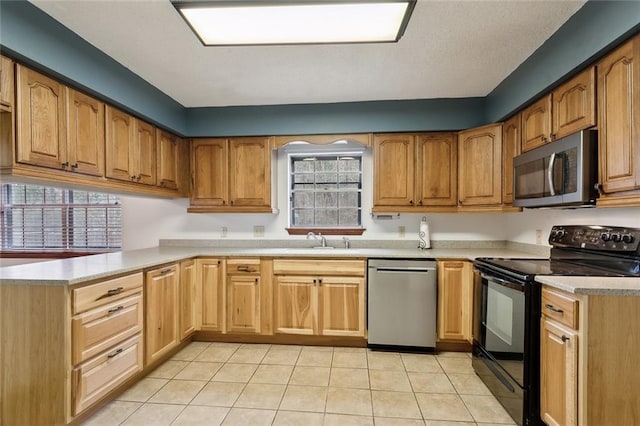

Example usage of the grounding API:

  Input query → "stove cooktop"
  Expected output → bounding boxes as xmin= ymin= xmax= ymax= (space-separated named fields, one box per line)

xmin=475 ymin=258 xmax=631 ymax=282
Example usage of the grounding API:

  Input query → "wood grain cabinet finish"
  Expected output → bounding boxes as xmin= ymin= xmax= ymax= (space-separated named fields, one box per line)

xmin=190 ymin=137 xmax=273 ymax=212
xmin=437 ymin=260 xmax=473 ymax=342
xmin=66 ymin=88 xmax=105 ymax=177
xmin=226 ymin=258 xmax=262 ymax=334
xmin=197 ymin=258 xmax=225 ymax=332
xmin=458 ymin=124 xmax=502 ymax=207
xmin=597 ymin=35 xmax=640 ymax=205
xmin=179 ymin=259 xmax=197 ymax=340
xmin=540 ymin=285 xmax=640 ymax=426
xmin=373 ymin=132 xmax=457 ymax=210
xmin=145 ymin=264 xmax=179 ymax=365
xmin=502 ymin=113 xmax=521 ymax=205
xmin=521 ymin=94 xmax=552 ymax=152
xmin=551 ymin=67 xmax=596 ymax=141
xmin=134 ymin=118 xmax=157 ymax=185
xmin=273 ymin=259 xmax=366 ymax=338
xmin=157 ymin=129 xmax=181 ymax=190
xmin=0 ymin=55 xmax=15 ymax=108
xmin=16 ymin=65 xmax=67 ymax=169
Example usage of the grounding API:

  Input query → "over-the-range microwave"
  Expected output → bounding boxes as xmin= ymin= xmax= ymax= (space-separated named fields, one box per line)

xmin=513 ymin=129 xmax=598 ymax=208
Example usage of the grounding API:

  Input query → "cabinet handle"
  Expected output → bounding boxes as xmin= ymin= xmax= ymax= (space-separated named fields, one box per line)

xmin=107 ymin=348 xmax=124 ymax=358
xmin=313 ymin=279 xmax=317 ymax=284
xmin=541 ymin=136 xmax=547 ymax=143
xmin=230 ymin=200 xmax=234 ymax=205
xmin=136 ymin=175 xmax=141 ymax=181
xmin=131 ymin=175 xmax=137 ymax=180
xmin=61 ymin=161 xmax=69 ymax=168
xmin=409 ymin=200 xmax=414 ymax=206
xmin=544 ymin=303 xmax=564 ymax=313
xmin=108 ymin=305 xmax=124 ymax=314
xmin=318 ymin=278 xmax=323 ymax=285
xmin=254 ymin=278 xmax=258 ymax=284
xmin=222 ymin=200 xmax=226 ymax=205
xmin=237 ymin=265 xmax=256 ymax=273
xmin=418 ymin=200 xmax=423 ymax=206
xmin=594 ymin=183 xmax=603 ymax=194
xmin=106 ymin=287 xmax=124 ymax=296
xmin=550 ymin=133 xmax=556 ymax=141
xmin=71 ymin=163 xmax=78 ymax=169
xmin=159 ymin=268 xmax=173 ymax=275
xmin=561 ymin=335 xmax=570 ymax=342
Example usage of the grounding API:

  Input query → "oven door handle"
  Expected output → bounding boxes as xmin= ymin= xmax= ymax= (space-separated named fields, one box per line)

xmin=480 ymin=273 xmax=525 ymax=292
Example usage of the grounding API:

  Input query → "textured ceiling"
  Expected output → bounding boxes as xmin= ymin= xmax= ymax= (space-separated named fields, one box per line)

xmin=30 ymin=0 xmax=586 ymax=108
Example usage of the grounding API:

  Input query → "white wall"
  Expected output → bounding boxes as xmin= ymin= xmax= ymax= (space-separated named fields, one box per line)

xmin=120 ymin=147 xmax=640 ymax=250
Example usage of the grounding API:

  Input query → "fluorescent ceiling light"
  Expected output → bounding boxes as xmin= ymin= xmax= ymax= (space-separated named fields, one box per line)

xmin=173 ymin=1 xmax=416 ymax=46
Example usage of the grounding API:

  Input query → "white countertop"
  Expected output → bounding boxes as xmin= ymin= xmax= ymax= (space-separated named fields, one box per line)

xmin=0 ymin=245 xmax=541 ymax=286
xmin=536 ymin=275 xmax=640 ymax=296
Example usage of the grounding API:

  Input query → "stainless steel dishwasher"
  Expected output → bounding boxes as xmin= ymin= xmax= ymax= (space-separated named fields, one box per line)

xmin=367 ymin=258 xmax=437 ymax=350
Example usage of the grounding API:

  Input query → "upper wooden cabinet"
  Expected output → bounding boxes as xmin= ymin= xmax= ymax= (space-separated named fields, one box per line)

xmin=373 ymin=132 xmax=457 ymax=211
xmin=596 ymin=34 xmax=640 ymax=206
xmin=16 ymin=65 xmax=67 ymax=170
xmin=458 ymin=123 xmax=502 ymax=207
xmin=502 ymin=113 xmax=521 ymax=205
xmin=106 ymin=107 xmax=156 ymax=186
xmin=189 ymin=137 xmax=274 ymax=212
xmin=522 ymin=67 xmax=596 ymax=153
xmin=157 ymin=130 xmax=181 ymax=190
xmin=0 ymin=55 xmax=14 ymax=109
xmin=66 ymin=88 xmax=105 ymax=177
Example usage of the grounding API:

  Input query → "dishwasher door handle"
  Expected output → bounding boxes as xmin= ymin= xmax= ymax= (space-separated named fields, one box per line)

xmin=371 ymin=267 xmax=435 ymax=273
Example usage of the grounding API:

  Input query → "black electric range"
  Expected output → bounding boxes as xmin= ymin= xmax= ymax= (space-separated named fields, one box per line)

xmin=472 ymin=225 xmax=640 ymax=426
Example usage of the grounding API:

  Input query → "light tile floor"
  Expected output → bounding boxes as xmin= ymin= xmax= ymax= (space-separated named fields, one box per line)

xmin=82 ymin=342 xmax=516 ymax=426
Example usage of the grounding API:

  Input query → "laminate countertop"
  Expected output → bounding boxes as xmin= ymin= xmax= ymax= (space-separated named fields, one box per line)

xmin=536 ymin=275 xmax=640 ymax=296
xmin=0 ymin=244 xmax=543 ymax=286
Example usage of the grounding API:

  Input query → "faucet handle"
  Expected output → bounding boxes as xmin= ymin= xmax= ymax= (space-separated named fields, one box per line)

xmin=342 ymin=236 xmax=350 ymax=249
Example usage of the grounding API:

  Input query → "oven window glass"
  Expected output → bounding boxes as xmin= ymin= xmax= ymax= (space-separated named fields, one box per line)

xmin=485 ymin=281 xmax=525 ymax=356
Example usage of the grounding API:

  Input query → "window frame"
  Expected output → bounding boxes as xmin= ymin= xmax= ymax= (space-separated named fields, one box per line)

xmin=286 ymin=151 xmax=365 ymax=235
xmin=0 ymin=183 xmax=122 ymax=256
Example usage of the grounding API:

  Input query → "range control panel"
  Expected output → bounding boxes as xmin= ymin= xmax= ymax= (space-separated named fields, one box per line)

xmin=549 ymin=225 xmax=640 ymax=252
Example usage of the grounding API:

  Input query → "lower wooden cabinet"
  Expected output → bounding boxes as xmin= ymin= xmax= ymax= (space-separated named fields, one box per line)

xmin=273 ymin=259 xmax=366 ymax=338
xmin=145 ymin=264 xmax=179 ymax=364
xmin=226 ymin=258 xmax=262 ymax=334
xmin=179 ymin=259 xmax=197 ymax=340
xmin=437 ymin=260 xmax=473 ymax=342
xmin=198 ymin=258 xmax=224 ymax=332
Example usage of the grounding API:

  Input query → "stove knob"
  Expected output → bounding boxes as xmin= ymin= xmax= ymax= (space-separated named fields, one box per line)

xmin=611 ymin=233 xmax=622 ymax=243
xmin=556 ymin=229 xmax=566 ymax=239
xmin=622 ymin=234 xmax=634 ymax=244
xmin=601 ymin=232 xmax=611 ymax=242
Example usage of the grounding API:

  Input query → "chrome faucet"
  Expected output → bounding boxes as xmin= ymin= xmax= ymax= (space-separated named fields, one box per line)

xmin=306 ymin=231 xmax=327 ymax=247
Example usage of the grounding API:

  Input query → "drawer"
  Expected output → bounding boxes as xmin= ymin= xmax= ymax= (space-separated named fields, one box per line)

xmin=72 ymin=294 xmax=143 ymax=365
xmin=72 ymin=273 xmax=143 ymax=314
xmin=72 ymin=334 xmax=143 ymax=416
xmin=542 ymin=287 xmax=580 ymax=329
xmin=273 ymin=259 xmax=365 ymax=276
xmin=226 ymin=258 xmax=261 ymax=274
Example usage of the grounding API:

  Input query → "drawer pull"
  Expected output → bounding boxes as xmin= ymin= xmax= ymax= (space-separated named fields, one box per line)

xmin=107 ymin=348 xmax=124 ymax=358
xmin=106 ymin=287 xmax=124 ymax=296
xmin=237 ymin=265 xmax=256 ymax=273
xmin=108 ymin=306 xmax=124 ymax=314
xmin=159 ymin=268 xmax=173 ymax=275
xmin=561 ymin=335 xmax=570 ymax=342
xmin=545 ymin=303 xmax=564 ymax=313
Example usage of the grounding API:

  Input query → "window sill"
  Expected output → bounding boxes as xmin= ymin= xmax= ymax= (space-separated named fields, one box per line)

xmin=286 ymin=228 xmax=366 ymax=236
xmin=0 ymin=250 xmax=119 ymax=259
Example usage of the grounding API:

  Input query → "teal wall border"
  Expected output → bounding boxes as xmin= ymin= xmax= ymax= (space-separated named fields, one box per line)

xmin=1 ymin=0 xmax=639 ymax=136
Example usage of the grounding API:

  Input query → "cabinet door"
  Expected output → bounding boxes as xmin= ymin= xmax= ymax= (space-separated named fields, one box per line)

xmin=551 ymin=67 xmax=596 ymax=141
xmin=226 ymin=274 xmax=261 ymax=334
xmin=458 ymin=124 xmax=502 ymax=206
xmin=66 ymin=89 xmax=105 ymax=177
xmin=229 ymin=137 xmax=271 ymax=207
xmin=191 ymin=139 xmax=228 ymax=206
xmin=145 ymin=265 xmax=179 ymax=364
xmin=437 ymin=261 xmax=473 ymax=342
xmin=133 ymin=119 xmax=156 ymax=185
xmin=16 ymin=66 xmax=67 ymax=169
xmin=105 ymin=106 xmax=135 ymax=182
xmin=597 ymin=37 xmax=640 ymax=195
xmin=540 ymin=317 xmax=578 ymax=426
xmin=274 ymin=275 xmax=317 ymax=335
xmin=521 ymin=94 xmax=552 ymax=152
xmin=373 ymin=134 xmax=415 ymax=207
xmin=416 ymin=133 xmax=457 ymax=206
xmin=0 ymin=55 xmax=14 ymax=108
xmin=179 ymin=259 xmax=197 ymax=340
xmin=502 ymin=113 xmax=521 ymax=205
xmin=157 ymin=130 xmax=180 ymax=190
xmin=198 ymin=258 xmax=224 ymax=332
xmin=318 ymin=276 xmax=365 ymax=337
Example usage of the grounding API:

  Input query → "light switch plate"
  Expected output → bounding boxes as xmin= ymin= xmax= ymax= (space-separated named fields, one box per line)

xmin=536 ymin=229 xmax=543 ymax=245
xmin=254 ymin=225 xmax=265 ymax=238
xmin=398 ymin=226 xmax=406 ymax=238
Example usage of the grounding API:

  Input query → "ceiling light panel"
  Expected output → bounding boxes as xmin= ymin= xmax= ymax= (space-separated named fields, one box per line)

xmin=173 ymin=1 xmax=415 ymax=46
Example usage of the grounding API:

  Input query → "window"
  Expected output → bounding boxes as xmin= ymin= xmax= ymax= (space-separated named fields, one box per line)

xmin=0 ymin=184 xmax=122 ymax=252
xmin=289 ymin=153 xmax=362 ymax=230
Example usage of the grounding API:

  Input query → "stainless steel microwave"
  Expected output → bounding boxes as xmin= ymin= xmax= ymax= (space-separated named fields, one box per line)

xmin=513 ymin=130 xmax=598 ymax=208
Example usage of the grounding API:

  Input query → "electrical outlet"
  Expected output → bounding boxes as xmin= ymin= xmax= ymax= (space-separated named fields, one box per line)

xmin=220 ymin=226 xmax=227 ymax=238
xmin=398 ymin=226 xmax=406 ymax=238
xmin=254 ymin=225 xmax=264 ymax=238
xmin=536 ymin=229 xmax=543 ymax=245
